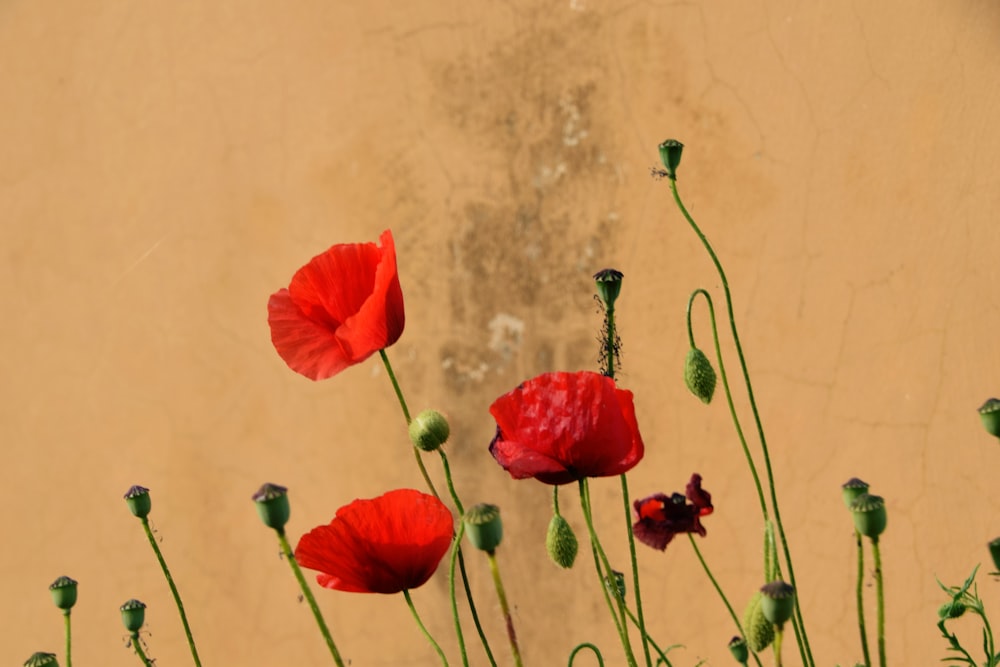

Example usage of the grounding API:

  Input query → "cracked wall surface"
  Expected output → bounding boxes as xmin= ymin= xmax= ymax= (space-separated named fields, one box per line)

xmin=2 ymin=0 xmax=999 ymax=664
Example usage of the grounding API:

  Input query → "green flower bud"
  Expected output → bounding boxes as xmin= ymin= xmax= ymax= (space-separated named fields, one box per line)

xmin=546 ymin=514 xmax=578 ymax=569
xmin=684 ymin=347 xmax=717 ymax=404
xmin=593 ymin=269 xmax=624 ymax=310
xmin=759 ymin=580 xmax=796 ymax=627
xmin=741 ymin=592 xmax=775 ymax=652
xmin=120 ymin=599 xmax=147 ymax=634
xmin=49 ymin=576 xmax=78 ymax=611
xmin=988 ymin=537 xmax=1000 ymax=572
xmin=605 ymin=569 xmax=626 ymax=601
xmin=658 ymin=139 xmax=684 ymax=180
xmin=728 ymin=636 xmax=749 ymax=664
xmin=123 ymin=485 xmax=151 ymax=519
xmin=938 ymin=600 xmax=967 ymax=620
xmin=850 ymin=493 xmax=887 ymax=540
xmin=23 ymin=653 xmax=58 ymax=667
xmin=464 ymin=504 xmax=503 ymax=553
xmin=409 ymin=409 xmax=451 ymax=452
xmin=252 ymin=483 xmax=290 ymax=532
xmin=979 ymin=398 xmax=1000 ymax=438
xmin=841 ymin=477 xmax=870 ymax=509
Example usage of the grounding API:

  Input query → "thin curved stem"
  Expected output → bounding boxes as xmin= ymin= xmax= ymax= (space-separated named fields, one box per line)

xmin=669 ymin=179 xmax=814 ymax=667
xmin=580 ymin=479 xmax=639 ymax=667
xmin=130 ymin=633 xmax=155 ymax=667
xmin=448 ymin=525 xmax=470 ymax=667
xmin=458 ymin=547 xmax=497 ymax=665
xmin=687 ymin=535 xmax=764 ymax=667
xmin=438 ymin=450 xmax=465 ymax=515
xmin=404 ymin=589 xmax=450 ymax=667
xmin=487 ymin=551 xmax=523 ymax=666
xmin=568 ymin=643 xmax=606 ymax=667
xmin=277 ymin=530 xmax=346 ymax=666
xmin=854 ymin=531 xmax=872 ymax=667
xmin=139 ymin=517 xmax=203 ymax=667
xmin=872 ymin=538 xmax=885 ymax=667
xmin=378 ymin=349 xmax=439 ymax=498
xmin=622 ymin=606 xmax=675 ymax=667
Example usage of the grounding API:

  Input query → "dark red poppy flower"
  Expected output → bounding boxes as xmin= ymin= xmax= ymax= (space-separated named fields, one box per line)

xmin=488 ymin=371 xmax=644 ymax=485
xmin=294 ymin=488 xmax=454 ymax=594
xmin=268 ymin=230 xmax=405 ymax=381
xmin=633 ymin=473 xmax=713 ymax=551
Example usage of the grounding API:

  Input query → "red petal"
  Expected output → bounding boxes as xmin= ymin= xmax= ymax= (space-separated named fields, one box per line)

xmin=268 ymin=289 xmax=352 ymax=380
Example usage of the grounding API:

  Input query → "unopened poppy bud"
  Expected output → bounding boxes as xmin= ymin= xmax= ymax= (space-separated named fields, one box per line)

xmin=728 ymin=636 xmax=749 ymax=664
xmin=593 ymin=269 xmax=624 ymax=310
xmin=741 ymin=592 xmax=775 ymax=651
xmin=979 ymin=398 xmax=1000 ymax=438
xmin=841 ymin=477 xmax=870 ymax=508
xmin=123 ymin=485 xmax=151 ymax=518
xmin=684 ymin=347 xmax=717 ymax=404
xmin=464 ymin=504 xmax=503 ymax=552
xmin=120 ymin=599 xmax=146 ymax=634
xmin=252 ymin=483 xmax=290 ymax=532
xmin=605 ymin=569 xmax=627 ymax=600
xmin=759 ymin=580 xmax=796 ymax=627
xmin=23 ymin=653 xmax=58 ymax=667
xmin=988 ymin=537 xmax=1000 ymax=571
xmin=658 ymin=139 xmax=684 ymax=180
xmin=850 ymin=493 xmax=887 ymax=540
xmin=938 ymin=600 xmax=967 ymax=619
xmin=49 ymin=576 xmax=77 ymax=611
xmin=546 ymin=514 xmax=579 ymax=568
xmin=409 ymin=409 xmax=451 ymax=452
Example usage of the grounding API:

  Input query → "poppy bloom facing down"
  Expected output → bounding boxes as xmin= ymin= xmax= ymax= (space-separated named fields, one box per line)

xmin=295 ymin=489 xmax=454 ymax=594
xmin=633 ymin=473 xmax=713 ymax=551
xmin=489 ymin=371 xmax=644 ymax=485
xmin=268 ymin=229 xmax=404 ymax=381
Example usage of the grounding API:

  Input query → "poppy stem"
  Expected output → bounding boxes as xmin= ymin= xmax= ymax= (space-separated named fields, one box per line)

xmin=773 ymin=625 xmax=784 ymax=667
xmin=871 ymin=538 xmax=886 ymax=667
xmin=622 ymin=606 xmax=675 ymax=667
xmin=486 ymin=551 xmax=524 ymax=666
xmin=457 ymin=547 xmax=498 ymax=665
xmin=404 ymin=588 xmax=451 ymax=667
xmin=129 ymin=633 xmax=155 ymax=667
xmin=854 ymin=531 xmax=873 ymax=667
xmin=568 ymin=643 xmax=606 ymax=666
xmin=437 ymin=450 xmax=465 ymax=515
xmin=579 ymin=479 xmax=639 ymax=667
xmin=138 ymin=517 xmax=203 ymax=667
xmin=378 ymin=349 xmax=441 ymax=500
xmin=275 ymin=529 xmax=347 ymax=667
xmin=447 ymin=525 xmax=472 ymax=667
xmin=668 ymin=178 xmax=815 ymax=667
xmin=63 ymin=610 xmax=72 ymax=667
xmin=686 ymin=534 xmax=765 ymax=667
xmin=619 ymin=474 xmax=653 ymax=667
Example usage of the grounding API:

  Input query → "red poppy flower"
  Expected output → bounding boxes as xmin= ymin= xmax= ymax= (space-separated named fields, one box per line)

xmin=268 ymin=230 xmax=405 ymax=381
xmin=294 ymin=488 xmax=454 ymax=594
xmin=488 ymin=371 xmax=644 ymax=485
xmin=633 ymin=473 xmax=713 ymax=551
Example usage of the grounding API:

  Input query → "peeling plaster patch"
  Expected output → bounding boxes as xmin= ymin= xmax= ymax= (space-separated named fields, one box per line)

xmin=441 ymin=356 xmax=490 ymax=382
xmin=488 ymin=313 xmax=525 ymax=361
xmin=560 ymin=92 xmax=588 ymax=146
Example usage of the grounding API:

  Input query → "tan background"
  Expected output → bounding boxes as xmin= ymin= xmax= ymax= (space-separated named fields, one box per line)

xmin=3 ymin=0 xmax=1000 ymax=665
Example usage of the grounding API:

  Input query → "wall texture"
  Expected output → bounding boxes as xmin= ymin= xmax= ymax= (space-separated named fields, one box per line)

xmin=3 ymin=1 xmax=1000 ymax=665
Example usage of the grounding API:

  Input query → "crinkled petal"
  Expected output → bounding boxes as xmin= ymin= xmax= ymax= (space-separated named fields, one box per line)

xmin=267 ymin=289 xmax=352 ymax=380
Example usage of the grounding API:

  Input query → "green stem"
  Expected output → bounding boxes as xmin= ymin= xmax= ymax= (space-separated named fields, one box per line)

xmin=276 ymin=529 xmax=346 ymax=666
xmin=458 ymin=548 xmax=497 ymax=665
xmin=687 ymin=535 xmax=764 ymax=667
xmin=855 ymin=531 xmax=872 ymax=667
xmin=604 ymin=304 xmax=617 ymax=377
xmin=872 ymin=538 xmax=885 ymax=667
xmin=139 ymin=517 xmax=203 ymax=667
xmin=670 ymin=179 xmax=814 ymax=667
xmin=622 ymin=606 xmax=674 ymax=667
xmin=448 ymin=526 xmax=472 ymax=667
xmin=404 ymin=589 xmax=450 ymax=667
xmin=63 ymin=611 xmax=72 ymax=667
xmin=378 ymin=349 xmax=439 ymax=498
xmin=580 ymin=479 xmax=639 ymax=667
xmin=619 ymin=473 xmax=652 ymax=667
xmin=438 ymin=450 xmax=465 ymax=515
xmin=569 ymin=643 xmax=606 ymax=666
xmin=130 ymin=633 xmax=155 ymax=667
xmin=982 ymin=607 xmax=996 ymax=667
xmin=773 ymin=625 xmax=784 ymax=667
xmin=487 ymin=551 xmax=523 ymax=667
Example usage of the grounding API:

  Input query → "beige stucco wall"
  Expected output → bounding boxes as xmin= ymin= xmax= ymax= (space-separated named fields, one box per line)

xmin=3 ymin=1 xmax=1000 ymax=664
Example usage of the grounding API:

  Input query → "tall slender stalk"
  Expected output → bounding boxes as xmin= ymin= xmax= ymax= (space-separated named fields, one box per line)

xmin=487 ymin=551 xmax=524 ymax=666
xmin=872 ymin=539 xmax=886 ymax=667
xmin=404 ymin=589 xmax=450 ymax=667
xmin=63 ymin=612 xmax=72 ymax=667
xmin=855 ymin=531 xmax=872 ymax=667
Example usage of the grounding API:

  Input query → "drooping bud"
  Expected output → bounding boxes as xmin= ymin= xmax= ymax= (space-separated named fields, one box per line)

xmin=658 ymin=139 xmax=684 ymax=180
xmin=741 ymin=592 xmax=775 ymax=652
xmin=841 ymin=477 xmax=870 ymax=509
xmin=252 ymin=483 xmax=290 ymax=532
xmin=409 ymin=409 xmax=451 ymax=452
xmin=546 ymin=514 xmax=579 ymax=569
xmin=684 ymin=347 xmax=717 ymax=404
xmin=759 ymin=580 xmax=796 ymax=627
xmin=49 ymin=576 xmax=78 ymax=611
xmin=850 ymin=493 xmax=887 ymax=540
xmin=593 ymin=269 xmax=624 ymax=310
xmin=979 ymin=398 xmax=1000 ymax=438
xmin=123 ymin=485 xmax=151 ymax=519
xmin=464 ymin=504 xmax=503 ymax=553
xmin=23 ymin=653 xmax=58 ymax=667
xmin=728 ymin=636 xmax=749 ymax=664
xmin=120 ymin=599 xmax=147 ymax=634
